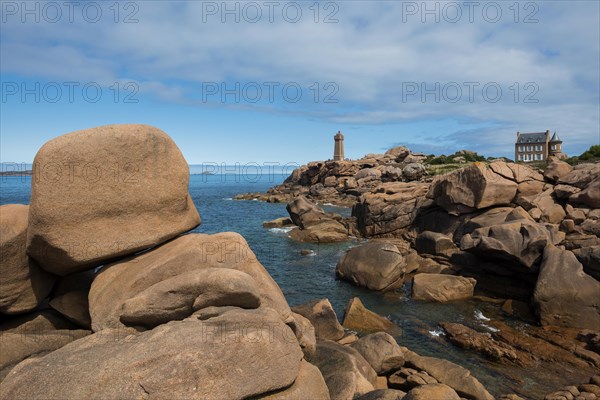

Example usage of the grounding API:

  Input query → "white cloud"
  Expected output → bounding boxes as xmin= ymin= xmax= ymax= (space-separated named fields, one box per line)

xmin=1 ymin=0 xmax=598 ymax=157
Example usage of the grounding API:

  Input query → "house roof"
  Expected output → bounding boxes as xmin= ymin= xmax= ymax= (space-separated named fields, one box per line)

xmin=517 ymin=132 xmax=547 ymax=144
xmin=550 ymin=132 xmax=562 ymax=142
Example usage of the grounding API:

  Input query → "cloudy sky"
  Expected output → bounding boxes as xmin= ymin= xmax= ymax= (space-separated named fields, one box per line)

xmin=1 ymin=0 xmax=599 ymax=164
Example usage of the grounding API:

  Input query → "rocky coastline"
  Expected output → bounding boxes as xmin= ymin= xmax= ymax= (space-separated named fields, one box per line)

xmin=1 ymin=125 xmax=599 ymax=400
xmin=245 ymin=145 xmax=600 ymax=398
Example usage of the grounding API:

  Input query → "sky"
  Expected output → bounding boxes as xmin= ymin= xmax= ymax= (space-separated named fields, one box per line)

xmin=1 ymin=0 xmax=599 ymax=165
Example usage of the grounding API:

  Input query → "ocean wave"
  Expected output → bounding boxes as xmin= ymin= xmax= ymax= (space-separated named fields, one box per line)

xmin=222 ymin=197 xmax=233 ymax=201
xmin=474 ymin=310 xmax=490 ymax=321
xmin=429 ymin=328 xmax=445 ymax=337
xmin=269 ymin=227 xmax=293 ymax=234
xmin=481 ymin=324 xmax=499 ymax=333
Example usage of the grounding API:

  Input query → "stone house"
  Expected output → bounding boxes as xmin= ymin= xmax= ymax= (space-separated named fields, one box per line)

xmin=515 ymin=130 xmax=566 ymax=162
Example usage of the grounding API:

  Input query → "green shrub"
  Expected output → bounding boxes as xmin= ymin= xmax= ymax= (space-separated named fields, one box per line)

xmin=425 ymin=150 xmax=486 ymax=165
xmin=579 ymin=145 xmax=600 ymax=161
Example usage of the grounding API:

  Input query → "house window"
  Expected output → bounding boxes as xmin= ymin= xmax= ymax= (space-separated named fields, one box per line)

xmin=518 ymin=154 xmax=523 ymax=161
xmin=551 ymin=145 xmax=556 ymax=150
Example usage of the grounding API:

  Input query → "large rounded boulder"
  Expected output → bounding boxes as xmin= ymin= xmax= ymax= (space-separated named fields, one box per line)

xmin=336 ymin=242 xmax=407 ymax=291
xmin=428 ymin=162 xmax=517 ymax=215
xmin=27 ymin=124 xmax=201 ymax=275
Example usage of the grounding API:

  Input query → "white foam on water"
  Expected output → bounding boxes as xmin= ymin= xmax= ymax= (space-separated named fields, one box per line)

xmin=481 ymin=324 xmax=500 ymax=333
xmin=251 ymin=198 xmax=259 ymax=201
xmin=429 ymin=328 xmax=445 ymax=337
xmin=474 ymin=310 xmax=490 ymax=321
xmin=269 ymin=227 xmax=293 ymax=234
xmin=223 ymin=197 xmax=233 ymax=201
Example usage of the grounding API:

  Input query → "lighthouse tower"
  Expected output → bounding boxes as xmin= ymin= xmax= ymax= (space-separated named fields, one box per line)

xmin=333 ymin=131 xmax=344 ymax=161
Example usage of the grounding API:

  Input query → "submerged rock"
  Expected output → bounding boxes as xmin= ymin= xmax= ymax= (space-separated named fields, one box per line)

xmin=263 ymin=217 xmax=294 ymax=228
xmin=27 ymin=124 xmax=201 ymax=275
xmin=440 ymin=322 xmax=521 ymax=365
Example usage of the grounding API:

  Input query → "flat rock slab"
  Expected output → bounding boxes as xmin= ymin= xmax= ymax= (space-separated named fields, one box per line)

xmin=1 ymin=328 xmax=90 ymax=381
xmin=412 ymin=274 xmax=476 ymax=302
xmin=0 ymin=308 xmax=303 ymax=400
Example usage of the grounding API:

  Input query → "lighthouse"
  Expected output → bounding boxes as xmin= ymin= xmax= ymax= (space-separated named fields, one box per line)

xmin=333 ymin=131 xmax=344 ymax=161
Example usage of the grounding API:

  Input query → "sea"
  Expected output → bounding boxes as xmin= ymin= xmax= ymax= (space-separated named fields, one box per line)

xmin=0 ymin=169 xmax=578 ymax=398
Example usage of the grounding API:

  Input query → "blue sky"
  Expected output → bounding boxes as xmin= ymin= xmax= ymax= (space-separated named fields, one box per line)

xmin=1 ymin=1 xmax=599 ymax=164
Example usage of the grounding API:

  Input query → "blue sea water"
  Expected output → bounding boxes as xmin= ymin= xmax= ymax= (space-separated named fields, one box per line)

xmin=0 ymin=174 xmax=574 ymax=398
